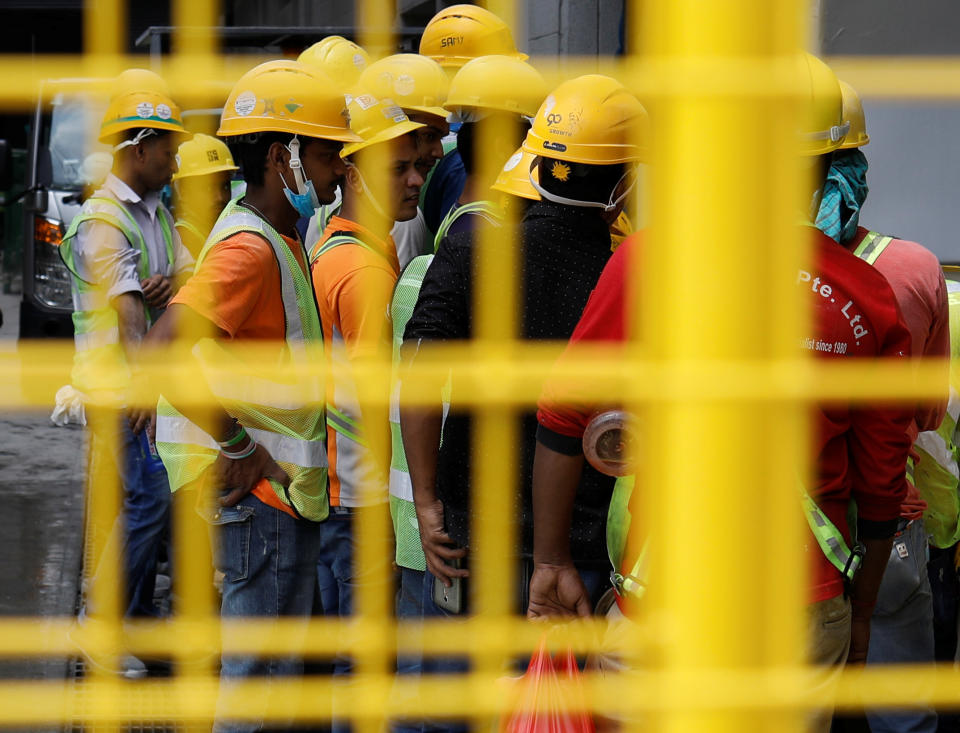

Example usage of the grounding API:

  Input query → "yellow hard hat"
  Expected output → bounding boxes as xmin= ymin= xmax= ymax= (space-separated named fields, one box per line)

xmin=419 ymin=4 xmax=527 ymax=69
xmin=444 ymin=55 xmax=546 ymax=119
xmin=358 ymin=54 xmax=449 ymax=119
xmin=523 ymin=75 xmax=648 ymax=165
xmin=838 ymin=80 xmax=869 ymax=149
xmin=799 ymin=53 xmax=849 ymax=157
xmin=341 ymin=92 xmax=425 ymax=158
xmin=491 ymin=147 xmax=540 ymax=201
xmin=113 ymin=68 xmax=171 ymax=99
xmin=98 ymin=89 xmax=186 ymax=144
xmin=299 ymin=37 xmax=371 ymax=86
xmin=218 ymin=60 xmax=361 ymax=143
xmin=172 ymin=133 xmax=239 ymax=182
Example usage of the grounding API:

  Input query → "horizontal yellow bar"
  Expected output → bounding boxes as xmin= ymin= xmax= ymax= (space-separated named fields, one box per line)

xmin=2 ymin=341 xmax=948 ymax=410
xmin=0 ymin=665 xmax=958 ymax=724
xmin=0 ymin=54 xmax=955 ymax=110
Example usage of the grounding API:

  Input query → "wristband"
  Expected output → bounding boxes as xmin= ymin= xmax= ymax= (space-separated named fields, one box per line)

xmin=218 ymin=424 xmax=248 ymax=449
xmin=220 ymin=438 xmax=258 ymax=460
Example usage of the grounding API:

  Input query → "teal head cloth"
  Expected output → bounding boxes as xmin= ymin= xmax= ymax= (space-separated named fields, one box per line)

xmin=815 ymin=149 xmax=869 ymax=244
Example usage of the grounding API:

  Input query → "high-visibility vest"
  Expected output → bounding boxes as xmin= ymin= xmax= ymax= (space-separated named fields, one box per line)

xmin=60 ymin=195 xmax=175 ymax=400
xmin=914 ymin=275 xmax=960 ymax=548
xmin=309 ymin=231 xmax=393 ymax=506
xmin=154 ymin=200 xmax=329 ymax=520
xmin=432 ymin=199 xmax=502 ymax=252
xmin=388 ymin=254 xmax=435 ymax=570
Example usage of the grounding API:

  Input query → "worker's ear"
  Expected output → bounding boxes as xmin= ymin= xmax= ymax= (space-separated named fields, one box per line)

xmin=266 ymin=141 xmax=291 ymax=177
xmin=343 ymin=160 xmax=363 ymax=194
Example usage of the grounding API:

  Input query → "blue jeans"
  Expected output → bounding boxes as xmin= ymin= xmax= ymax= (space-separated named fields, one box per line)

xmin=393 ymin=567 xmax=427 ymax=733
xmin=90 ymin=414 xmax=171 ymax=618
xmin=212 ymin=494 xmax=323 ymax=733
xmin=865 ymin=518 xmax=937 ymax=733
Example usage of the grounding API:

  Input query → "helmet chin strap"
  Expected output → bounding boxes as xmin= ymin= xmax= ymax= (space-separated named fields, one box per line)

xmin=286 ymin=135 xmax=310 ymax=195
xmin=528 ymin=158 xmax=637 ymax=213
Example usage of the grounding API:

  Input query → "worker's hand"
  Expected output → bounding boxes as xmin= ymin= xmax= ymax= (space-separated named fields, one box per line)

xmin=214 ymin=444 xmax=291 ymax=508
xmin=847 ymin=611 xmax=871 ymax=665
xmin=415 ymin=498 xmax=468 ymax=587
xmin=527 ymin=562 xmax=592 ymax=619
xmin=141 ymin=275 xmax=173 ymax=309
xmin=127 ymin=407 xmax=154 ymax=435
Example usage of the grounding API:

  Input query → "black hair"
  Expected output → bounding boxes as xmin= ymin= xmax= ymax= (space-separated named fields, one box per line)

xmin=457 ymin=115 xmax=529 ymax=176
xmin=225 ymin=132 xmax=289 ymax=187
xmin=537 ymin=158 xmax=626 ymax=206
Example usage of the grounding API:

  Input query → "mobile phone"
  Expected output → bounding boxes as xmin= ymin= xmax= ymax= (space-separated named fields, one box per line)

xmin=432 ymin=559 xmax=464 ymax=614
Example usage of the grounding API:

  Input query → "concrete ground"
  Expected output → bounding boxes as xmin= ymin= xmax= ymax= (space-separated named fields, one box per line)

xmin=0 ymin=290 xmax=85 ymax=717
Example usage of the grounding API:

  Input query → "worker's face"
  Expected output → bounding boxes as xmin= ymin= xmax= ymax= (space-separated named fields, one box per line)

xmin=298 ymin=138 xmax=347 ymax=205
xmin=388 ymin=133 xmax=426 ymax=222
xmin=408 ymin=112 xmax=449 ymax=168
xmin=138 ymin=132 xmax=178 ymax=191
xmin=175 ymin=170 xmax=233 ymax=221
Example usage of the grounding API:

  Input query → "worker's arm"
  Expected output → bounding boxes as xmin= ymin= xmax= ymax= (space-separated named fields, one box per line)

xmin=399 ymin=384 xmax=467 ymax=587
xmin=527 ymin=440 xmax=591 ymax=618
xmin=113 ymin=291 xmax=150 ymax=433
xmin=140 ymin=302 xmax=290 ymax=506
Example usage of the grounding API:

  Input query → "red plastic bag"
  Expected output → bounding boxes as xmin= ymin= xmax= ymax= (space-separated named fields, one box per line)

xmin=501 ymin=638 xmax=595 ymax=733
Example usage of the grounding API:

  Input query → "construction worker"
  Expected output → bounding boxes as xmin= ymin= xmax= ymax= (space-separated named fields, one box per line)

xmin=527 ymin=55 xmax=913 ymax=733
xmin=171 ymin=133 xmax=238 ymax=258
xmin=307 ymin=90 xmax=422 ymax=731
xmin=417 ymin=3 xmax=528 ymax=234
xmin=433 ymin=54 xmax=546 ymax=246
xmin=815 ymin=81 xmax=948 ymax=733
xmin=145 ymin=60 xmax=360 ymax=733
xmin=357 ymin=53 xmax=451 ymax=265
xmin=58 ymin=78 xmax=192 ymax=639
xmin=401 ymin=71 xmax=643 ymax=614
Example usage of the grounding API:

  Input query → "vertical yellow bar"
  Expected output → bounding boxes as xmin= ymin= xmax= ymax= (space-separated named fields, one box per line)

xmin=355 ymin=6 xmax=397 ymax=733
xmin=84 ymin=0 xmax=125 ymax=57
xmin=637 ymin=1 xmax=806 ymax=732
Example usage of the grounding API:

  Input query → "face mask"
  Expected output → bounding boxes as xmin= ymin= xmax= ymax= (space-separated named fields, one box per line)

xmin=280 ymin=135 xmax=320 ymax=218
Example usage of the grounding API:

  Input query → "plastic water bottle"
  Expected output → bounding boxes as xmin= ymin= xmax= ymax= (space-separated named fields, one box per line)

xmin=582 ymin=409 xmax=639 ymax=477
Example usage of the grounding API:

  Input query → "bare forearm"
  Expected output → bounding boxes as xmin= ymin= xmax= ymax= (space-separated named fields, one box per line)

xmin=399 ymin=404 xmax=442 ymax=508
xmin=850 ymin=535 xmax=895 ymax=615
xmin=532 ymin=441 xmax=584 ymax=566
xmin=113 ymin=292 xmax=147 ymax=358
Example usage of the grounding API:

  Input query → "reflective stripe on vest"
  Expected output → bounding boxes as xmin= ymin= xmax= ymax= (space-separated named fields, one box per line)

xmin=388 ymin=255 xmax=435 ymax=503
xmin=154 ymin=199 xmax=328 ymax=519
xmin=800 ymin=482 xmax=863 ymax=581
xmin=59 ymin=195 xmax=176 ymax=398
xmin=852 ymin=229 xmax=893 ymax=267
xmin=433 ymin=200 xmax=502 ymax=252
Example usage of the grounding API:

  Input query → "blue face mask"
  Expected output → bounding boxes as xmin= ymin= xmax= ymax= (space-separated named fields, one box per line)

xmin=280 ymin=135 xmax=321 ymax=218
xmin=281 ymin=172 xmax=320 ymax=218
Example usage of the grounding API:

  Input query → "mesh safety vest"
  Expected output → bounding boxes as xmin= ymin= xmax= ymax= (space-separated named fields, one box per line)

xmin=155 ymin=200 xmax=329 ymax=520
xmin=914 ymin=275 xmax=960 ymax=547
xmin=309 ymin=231 xmax=393 ymax=507
xmin=60 ymin=195 xmax=175 ymax=400
xmin=432 ymin=200 xmax=502 ymax=252
xmin=388 ymin=254 xmax=434 ymax=570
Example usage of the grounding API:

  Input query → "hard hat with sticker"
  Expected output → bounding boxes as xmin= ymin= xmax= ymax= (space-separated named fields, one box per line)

xmin=394 ymin=74 xmax=416 ymax=97
xmin=503 ymin=150 xmax=523 ymax=172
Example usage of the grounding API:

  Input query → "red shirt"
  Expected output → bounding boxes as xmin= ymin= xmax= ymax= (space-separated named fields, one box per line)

xmin=538 ymin=229 xmax=913 ymax=603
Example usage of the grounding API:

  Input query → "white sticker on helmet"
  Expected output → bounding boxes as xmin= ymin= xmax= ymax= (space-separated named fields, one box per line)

xmin=136 ymin=102 xmax=154 ymax=118
xmin=503 ymin=150 xmax=523 ymax=172
xmin=156 ymin=103 xmax=172 ymax=120
xmin=234 ymin=91 xmax=256 ymax=116
xmin=394 ymin=74 xmax=416 ymax=97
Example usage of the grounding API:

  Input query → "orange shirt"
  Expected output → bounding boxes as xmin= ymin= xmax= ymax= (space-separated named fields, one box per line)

xmin=171 ymin=229 xmax=313 ymax=517
xmin=310 ymin=215 xmax=399 ymax=506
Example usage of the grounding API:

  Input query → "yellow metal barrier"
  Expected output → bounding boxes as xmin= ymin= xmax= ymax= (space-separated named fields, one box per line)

xmin=0 ymin=0 xmax=956 ymax=730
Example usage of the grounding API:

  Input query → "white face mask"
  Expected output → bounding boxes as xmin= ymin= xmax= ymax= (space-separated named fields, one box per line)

xmin=529 ymin=157 xmax=638 ymax=213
